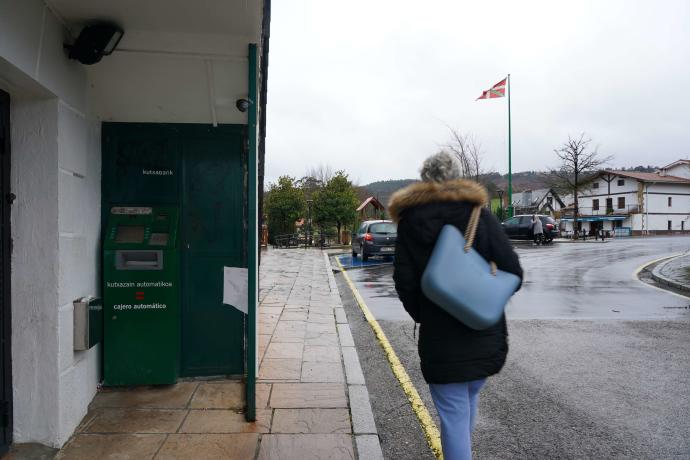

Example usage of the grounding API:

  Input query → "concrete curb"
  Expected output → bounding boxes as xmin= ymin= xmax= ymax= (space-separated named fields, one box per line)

xmin=323 ymin=252 xmax=384 ymax=460
xmin=650 ymin=255 xmax=690 ymax=293
xmin=550 ymin=238 xmax=611 ymax=244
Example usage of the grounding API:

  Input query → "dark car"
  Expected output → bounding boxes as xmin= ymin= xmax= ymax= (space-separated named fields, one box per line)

xmin=352 ymin=220 xmax=397 ymax=261
xmin=501 ymin=214 xmax=559 ymax=241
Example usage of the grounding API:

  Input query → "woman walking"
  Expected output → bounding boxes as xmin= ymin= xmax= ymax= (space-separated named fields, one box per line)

xmin=389 ymin=152 xmax=523 ymax=460
xmin=532 ymin=214 xmax=544 ymax=245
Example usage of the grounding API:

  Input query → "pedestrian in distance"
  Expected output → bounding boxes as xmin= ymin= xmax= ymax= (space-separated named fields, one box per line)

xmin=389 ymin=152 xmax=523 ymax=460
xmin=531 ymin=214 xmax=543 ymax=245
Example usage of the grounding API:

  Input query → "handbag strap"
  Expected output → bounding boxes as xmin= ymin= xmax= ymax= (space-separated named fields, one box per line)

xmin=463 ymin=205 xmax=498 ymax=276
xmin=463 ymin=206 xmax=482 ymax=252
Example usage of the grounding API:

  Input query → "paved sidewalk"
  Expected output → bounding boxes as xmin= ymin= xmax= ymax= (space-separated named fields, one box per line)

xmin=256 ymin=249 xmax=382 ymax=459
xmin=56 ymin=248 xmax=382 ymax=459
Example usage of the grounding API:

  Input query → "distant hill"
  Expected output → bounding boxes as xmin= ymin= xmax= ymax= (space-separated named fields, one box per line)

xmin=359 ymin=179 xmax=417 ymax=206
xmin=361 ymin=165 xmax=660 ymax=207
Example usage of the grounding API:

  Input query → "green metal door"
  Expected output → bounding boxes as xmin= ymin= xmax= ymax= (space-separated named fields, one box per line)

xmin=181 ymin=135 xmax=245 ymax=376
xmin=102 ymin=123 xmax=246 ymax=378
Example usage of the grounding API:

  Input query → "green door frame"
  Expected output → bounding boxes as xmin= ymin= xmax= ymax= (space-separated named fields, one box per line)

xmin=245 ymin=43 xmax=258 ymax=421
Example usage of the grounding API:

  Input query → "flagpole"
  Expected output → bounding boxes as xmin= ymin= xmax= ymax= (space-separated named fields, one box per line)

xmin=507 ymin=74 xmax=513 ymax=217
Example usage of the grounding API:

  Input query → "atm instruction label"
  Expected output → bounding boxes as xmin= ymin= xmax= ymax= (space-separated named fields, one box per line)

xmin=114 ymin=303 xmax=168 ymax=310
xmin=107 ymin=281 xmax=173 ymax=288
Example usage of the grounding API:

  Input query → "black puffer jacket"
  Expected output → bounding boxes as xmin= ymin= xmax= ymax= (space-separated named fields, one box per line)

xmin=389 ymin=179 xmax=523 ymax=384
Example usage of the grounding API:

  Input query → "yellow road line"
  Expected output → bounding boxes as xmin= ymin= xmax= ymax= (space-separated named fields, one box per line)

xmin=335 ymin=257 xmax=444 ymax=459
xmin=633 ymin=252 xmax=690 ymax=299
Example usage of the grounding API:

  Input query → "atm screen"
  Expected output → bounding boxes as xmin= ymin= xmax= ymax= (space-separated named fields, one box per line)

xmin=115 ymin=225 xmax=146 ymax=243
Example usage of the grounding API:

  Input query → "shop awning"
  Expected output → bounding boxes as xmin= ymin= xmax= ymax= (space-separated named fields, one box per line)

xmin=560 ymin=216 xmax=627 ymax=222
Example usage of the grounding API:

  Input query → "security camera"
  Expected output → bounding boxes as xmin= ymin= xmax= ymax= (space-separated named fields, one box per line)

xmin=235 ymin=99 xmax=252 ymax=112
xmin=65 ymin=22 xmax=124 ymax=65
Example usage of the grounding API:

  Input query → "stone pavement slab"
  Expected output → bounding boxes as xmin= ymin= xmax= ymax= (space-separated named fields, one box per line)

xmin=190 ymin=382 xmax=244 ymax=409
xmin=257 ymin=434 xmax=354 ymax=460
xmin=56 ymin=434 xmax=166 ymax=460
xmin=156 ymin=433 xmax=259 ymax=459
xmin=271 ymin=409 xmax=351 ymax=434
xmin=90 ymin=383 xmax=198 ymax=409
xmin=269 ymin=383 xmax=348 ymax=408
xmin=303 ymin=345 xmax=341 ymax=363
xmin=84 ymin=408 xmax=187 ymax=434
xmin=180 ymin=409 xmax=271 ymax=434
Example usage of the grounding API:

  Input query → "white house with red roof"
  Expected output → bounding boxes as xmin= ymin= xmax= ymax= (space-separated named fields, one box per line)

xmin=561 ymin=160 xmax=690 ymax=236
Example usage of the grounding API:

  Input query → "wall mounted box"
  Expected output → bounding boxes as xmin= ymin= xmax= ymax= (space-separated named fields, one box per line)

xmin=73 ymin=296 xmax=103 ymax=351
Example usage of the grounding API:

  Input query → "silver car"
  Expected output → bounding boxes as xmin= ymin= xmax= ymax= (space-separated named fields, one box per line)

xmin=351 ymin=220 xmax=397 ymax=261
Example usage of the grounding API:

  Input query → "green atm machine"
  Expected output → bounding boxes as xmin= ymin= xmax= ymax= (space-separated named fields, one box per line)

xmin=103 ymin=206 xmax=180 ymax=385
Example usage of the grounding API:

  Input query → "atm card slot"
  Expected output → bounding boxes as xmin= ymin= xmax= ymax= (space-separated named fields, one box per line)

xmin=116 ymin=250 xmax=164 ymax=270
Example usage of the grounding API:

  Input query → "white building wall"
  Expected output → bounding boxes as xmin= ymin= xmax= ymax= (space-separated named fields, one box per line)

xmin=662 ymin=163 xmax=690 ymax=179
xmin=1 ymin=0 xmax=101 ymax=448
xmin=640 ymin=183 xmax=690 ymax=233
xmin=9 ymin=97 xmax=60 ymax=446
xmin=55 ymin=102 xmax=101 ymax=445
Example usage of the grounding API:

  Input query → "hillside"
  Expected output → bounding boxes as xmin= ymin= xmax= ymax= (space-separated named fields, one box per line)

xmin=361 ymin=165 xmax=660 ymax=207
xmin=359 ymin=179 xmax=417 ymax=206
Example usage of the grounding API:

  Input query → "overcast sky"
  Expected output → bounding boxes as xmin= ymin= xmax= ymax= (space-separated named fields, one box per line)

xmin=265 ymin=0 xmax=690 ymax=186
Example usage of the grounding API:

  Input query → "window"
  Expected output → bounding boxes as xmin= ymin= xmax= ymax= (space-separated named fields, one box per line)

xmin=547 ymin=196 xmax=553 ymax=206
xmin=505 ymin=217 xmax=520 ymax=226
xmin=668 ymin=220 xmax=672 ymax=231
xmin=614 ymin=220 xmax=623 ymax=228
xmin=618 ymin=197 xmax=625 ymax=209
xmin=592 ymin=199 xmax=599 ymax=211
xmin=368 ymin=223 xmax=397 ymax=234
xmin=617 ymin=179 xmax=625 ymax=186
xmin=592 ymin=182 xmax=599 ymax=189
xmin=668 ymin=197 xmax=672 ymax=207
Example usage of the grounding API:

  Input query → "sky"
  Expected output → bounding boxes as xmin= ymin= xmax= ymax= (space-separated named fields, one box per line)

xmin=265 ymin=0 xmax=690 ymax=186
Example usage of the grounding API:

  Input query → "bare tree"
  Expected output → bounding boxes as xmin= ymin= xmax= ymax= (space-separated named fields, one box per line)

xmin=550 ymin=134 xmax=612 ymax=239
xmin=444 ymin=129 xmax=484 ymax=182
xmin=298 ymin=164 xmax=334 ymax=200
xmin=306 ymin=164 xmax=333 ymax=186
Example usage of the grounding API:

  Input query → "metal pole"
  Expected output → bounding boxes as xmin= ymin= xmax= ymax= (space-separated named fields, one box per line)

xmin=246 ymin=43 xmax=258 ymax=422
xmin=307 ymin=199 xmax=313 ymax=246
xmin=507 ymin=74 xmax=513 ymax=217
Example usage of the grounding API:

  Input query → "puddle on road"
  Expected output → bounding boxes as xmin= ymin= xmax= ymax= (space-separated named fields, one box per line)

xmin=336 ymin=254 xmax=394 ymax=269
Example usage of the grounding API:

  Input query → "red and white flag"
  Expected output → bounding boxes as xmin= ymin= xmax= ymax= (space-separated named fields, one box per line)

xmin=476 ymin=77 xmax=507 ymax=100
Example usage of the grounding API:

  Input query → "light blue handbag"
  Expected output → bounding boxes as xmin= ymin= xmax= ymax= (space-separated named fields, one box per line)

xmin=421 ymin=206 xmax=521 ymax=330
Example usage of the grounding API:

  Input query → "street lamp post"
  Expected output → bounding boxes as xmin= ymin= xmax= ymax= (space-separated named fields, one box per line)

xmin=306 ymin=199 xmax=313 ymax=247
xmin=497 ymin=189 xmax=505 ymax=221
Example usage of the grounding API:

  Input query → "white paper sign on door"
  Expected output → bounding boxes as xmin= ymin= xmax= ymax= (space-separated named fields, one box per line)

xmin=223 ymin=267 xmax=248 ymax=314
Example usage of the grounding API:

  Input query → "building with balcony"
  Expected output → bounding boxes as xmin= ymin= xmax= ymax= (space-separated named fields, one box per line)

xmin=560 ymin=162 xmax=690 ymax=236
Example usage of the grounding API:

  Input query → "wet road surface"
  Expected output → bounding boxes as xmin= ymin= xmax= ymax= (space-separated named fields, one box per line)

xmin=335 ymin=236 xmax=690 ymax=459
xmin=346 ymin=237 xmax=690 ymax=321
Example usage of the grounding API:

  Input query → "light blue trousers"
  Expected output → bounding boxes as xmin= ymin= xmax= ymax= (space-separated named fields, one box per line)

xmin=429 ymin=379 xmax=486 ymax=460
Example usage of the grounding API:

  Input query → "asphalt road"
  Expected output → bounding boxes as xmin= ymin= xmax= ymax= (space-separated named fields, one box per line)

xmin=334 ymin=236 xmax=690 ymax=459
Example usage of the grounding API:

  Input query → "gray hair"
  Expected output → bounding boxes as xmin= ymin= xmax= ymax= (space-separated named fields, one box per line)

xmin=420 ymin=151 xmax=461 ymax=183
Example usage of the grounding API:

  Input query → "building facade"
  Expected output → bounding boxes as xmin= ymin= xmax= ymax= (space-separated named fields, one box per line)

xmin=561 ymin=163 xmax=690 ymax=235
xmin=0 ymin=0 xmax=269 ymax=450
xmin=511 ymin=188 xmax=567 ymax=217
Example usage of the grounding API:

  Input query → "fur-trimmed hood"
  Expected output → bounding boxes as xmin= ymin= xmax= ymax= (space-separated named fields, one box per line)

xmin=388 ymin=179 xmax=489 ymax=222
